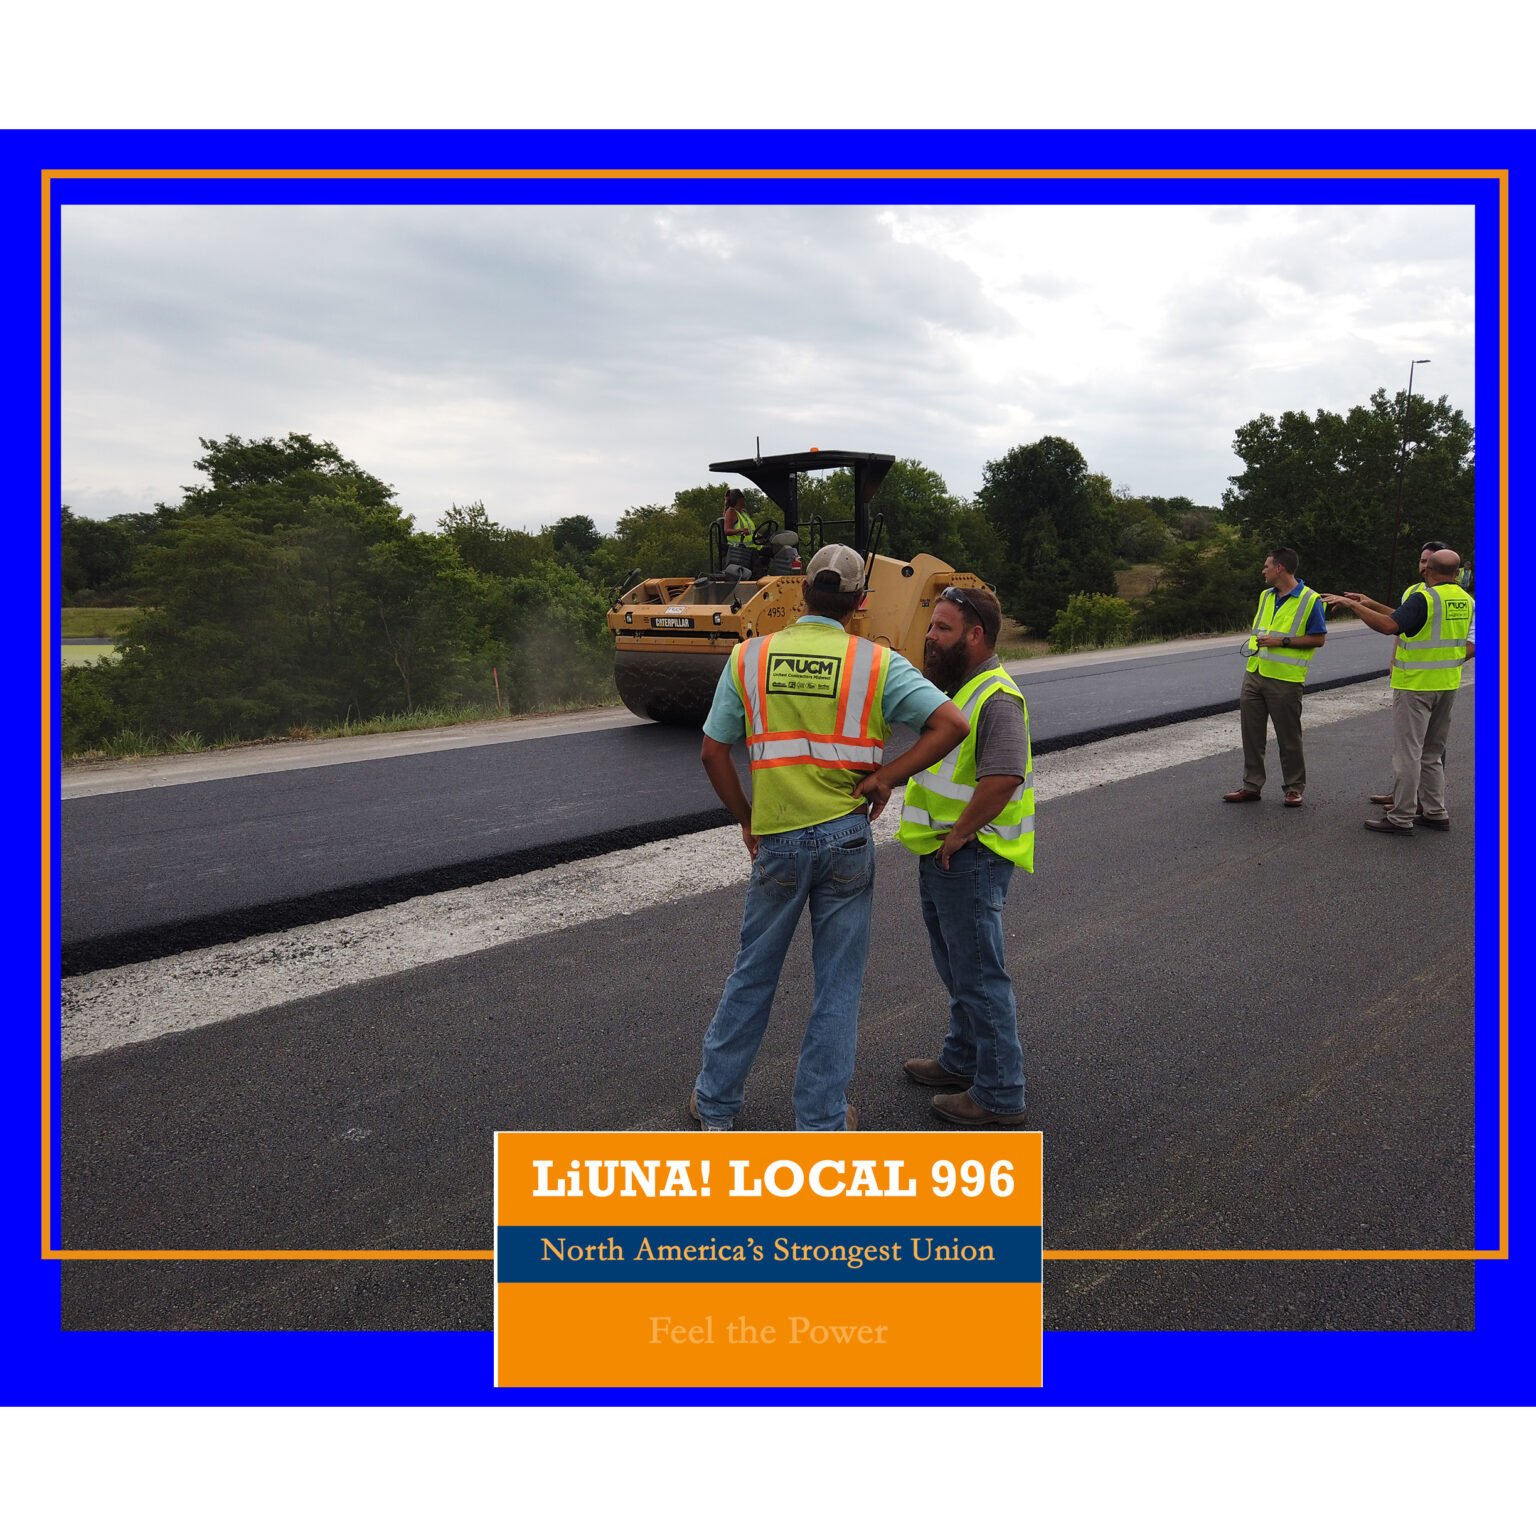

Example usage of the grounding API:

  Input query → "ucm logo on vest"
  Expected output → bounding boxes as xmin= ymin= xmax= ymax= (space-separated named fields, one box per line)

xmin=767 ymin=655 xmax=842 ymax=697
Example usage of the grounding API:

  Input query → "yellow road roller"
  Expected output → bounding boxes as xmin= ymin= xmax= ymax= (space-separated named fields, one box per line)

xmin=608 ymin=448 xmax=993 ymax=726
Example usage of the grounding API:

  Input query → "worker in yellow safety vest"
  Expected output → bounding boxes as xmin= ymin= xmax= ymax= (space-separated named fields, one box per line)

xmin=1324 ymin=548 xmax=1476 ymax=834
xmin=894 ymin=584 xmax=1032 ymax=1128
xmin=723 ymin=488 xmax=756 ymax=573
xmin=692 ymin=543 xmax=967 ymax=1131
xmin=1341 ymin=539 xmax=1466 ymax=813
xmin=1222 ymin=547 xmax=1327 ymax=809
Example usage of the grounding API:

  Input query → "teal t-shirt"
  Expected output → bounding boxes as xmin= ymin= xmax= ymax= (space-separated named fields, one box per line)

xmin=702 ymin=617 xmax=948 ymax=743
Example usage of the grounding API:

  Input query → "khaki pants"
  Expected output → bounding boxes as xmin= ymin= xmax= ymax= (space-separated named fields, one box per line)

xmin=1389 ymin=687 xmax=1458 ymax=826
xmin=1239 ymin=670 xmax=1305 ymax=795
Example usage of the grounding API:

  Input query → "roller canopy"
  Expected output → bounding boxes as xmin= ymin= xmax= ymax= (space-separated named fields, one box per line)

xmin=709 ymin=450 xmax=895 ymax=552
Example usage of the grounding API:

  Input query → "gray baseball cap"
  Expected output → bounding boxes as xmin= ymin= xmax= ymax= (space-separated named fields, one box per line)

xmin=804 ymin=543 xmax=865 ymax=593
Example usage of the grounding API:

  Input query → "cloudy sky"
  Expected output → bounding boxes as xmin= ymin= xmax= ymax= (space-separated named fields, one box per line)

xmin=61 ymin=200 xmax=1475 ymax=533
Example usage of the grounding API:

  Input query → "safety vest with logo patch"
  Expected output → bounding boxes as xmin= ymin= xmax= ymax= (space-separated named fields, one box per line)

xmin=896 ymin=665 xmax=1034 ymax=873
xmin=730 ymin=621 xmax=891 ymax=834
xmin=1247 ymin=584 xmax=1322 ymax=684
xmin=1392 ymin=581 xmax=1474 ymax=692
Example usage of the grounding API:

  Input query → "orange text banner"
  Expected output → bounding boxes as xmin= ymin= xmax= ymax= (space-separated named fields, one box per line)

xmin=494 ymin=1130 xmax=1042 ymax=1390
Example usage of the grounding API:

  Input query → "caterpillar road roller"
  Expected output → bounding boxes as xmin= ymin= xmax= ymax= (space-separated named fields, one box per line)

xmin=608 ymin=448 xmax=993 ymax=726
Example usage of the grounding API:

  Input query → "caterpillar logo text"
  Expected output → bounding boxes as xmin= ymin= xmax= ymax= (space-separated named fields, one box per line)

xmin=768 ymin=655 xmax=842 ymax=697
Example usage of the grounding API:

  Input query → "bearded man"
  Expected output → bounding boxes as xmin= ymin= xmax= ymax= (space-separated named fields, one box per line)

xmin=877 ymin=585 xmax=1033 ymax=1127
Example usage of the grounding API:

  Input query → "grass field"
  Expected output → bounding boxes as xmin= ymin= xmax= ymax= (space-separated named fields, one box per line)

xmin=61 ymin=607 xmax=140 ymax=638
xmin=993 ymin=621 xmax=1052 ymax=662
xmin=1115 ymin=563 xmax=1163 ymax=601
xmin=61 ymin=642 xmax=118 ymax=668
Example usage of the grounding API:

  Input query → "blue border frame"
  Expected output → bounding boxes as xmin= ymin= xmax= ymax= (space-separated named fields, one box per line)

xmin=8 ymin=128 xmax=1527 ymax=1406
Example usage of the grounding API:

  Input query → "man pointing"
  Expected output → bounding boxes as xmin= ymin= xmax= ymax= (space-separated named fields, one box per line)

xmin=1324 ymin=548 xmax=1475 ymax=834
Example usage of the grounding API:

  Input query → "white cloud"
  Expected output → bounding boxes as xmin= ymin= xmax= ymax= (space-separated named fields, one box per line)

xmin=61 ymin=201 xmax=1475 ymax=532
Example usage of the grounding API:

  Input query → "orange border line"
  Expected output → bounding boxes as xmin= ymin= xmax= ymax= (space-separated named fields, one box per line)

xmin=42 ymin=164 xmax=1509 ymax=1265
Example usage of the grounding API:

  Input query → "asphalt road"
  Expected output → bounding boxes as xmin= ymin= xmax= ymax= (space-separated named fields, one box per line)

xmin=59 ymin=625 xmax=1392 ymax=970
xmin=59 ymin=702 xmax=1477 ymax=1333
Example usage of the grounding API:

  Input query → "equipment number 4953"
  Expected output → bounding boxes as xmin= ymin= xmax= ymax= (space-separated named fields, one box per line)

xmin=931 ymin=1159 xmax=1013 ymax=1197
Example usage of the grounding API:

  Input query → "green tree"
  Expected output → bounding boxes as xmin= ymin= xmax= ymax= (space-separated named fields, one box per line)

xmin=1223 ymin=389 xmax=1474 ymax=595
xmin=1142 ymin=495 xmax=1220 ymax=543
xmin=438 ymin=501 xmax=549 ymax=580
xmin=59 ymin=506 xmax=138 ymax=599
xmin=600 ymin=485 xmax=735 ymax=581
xmin=61 ymin=436 xmax=491 ymax=749
xmin=1135 ymin=527 xmax=1265 ymax=639
xmin=109 ymin=512 xmax=329 ymax=739
xmin=471 ymin=561 xmax=616 ymax=713
xmin=1109 ymin=492 xmax=1173 ymax=563
xmin=353 ymin=532 xmax=478 ymax=713
xmin=176 ymin=432 xmax=397 ymax=534
xmin=976 ymin=437 xmax=1118 ymax=634
xmin=546 ymin=514 xmax=605 ymax=564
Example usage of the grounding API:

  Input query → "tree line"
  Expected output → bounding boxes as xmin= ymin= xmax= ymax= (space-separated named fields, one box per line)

xmin=60 ymin=389 xmax=1474 ymax=755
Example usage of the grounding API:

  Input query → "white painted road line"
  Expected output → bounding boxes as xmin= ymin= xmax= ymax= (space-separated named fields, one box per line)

xmin=59 ymin=681 xmax=1396 ymax=1058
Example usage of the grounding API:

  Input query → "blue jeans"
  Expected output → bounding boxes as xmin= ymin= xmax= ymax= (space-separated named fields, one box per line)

xmin=694 ymin=811 xmax=875 ymax=1130
xmin=918 ymin=842 xmax=1025 ymax=1115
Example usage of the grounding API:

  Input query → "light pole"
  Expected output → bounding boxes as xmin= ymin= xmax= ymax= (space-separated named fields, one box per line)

xmin=1385 ymin=357 xmax=1431 ymax=597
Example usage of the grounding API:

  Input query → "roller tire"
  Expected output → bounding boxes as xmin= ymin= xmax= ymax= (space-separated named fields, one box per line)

xmin=614 ymin=650 xmax=730 ymax=727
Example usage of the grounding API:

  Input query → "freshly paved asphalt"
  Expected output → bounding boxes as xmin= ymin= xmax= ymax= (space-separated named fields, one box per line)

xmin=59 ymin=703 xmax=1478 ymax=1333
xmin=59 ymin=625 xmax=1392 ymax=970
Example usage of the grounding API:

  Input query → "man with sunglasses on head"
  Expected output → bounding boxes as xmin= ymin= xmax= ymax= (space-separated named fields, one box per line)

xmin=871 ymin=585 xmax=1033 ymax=1128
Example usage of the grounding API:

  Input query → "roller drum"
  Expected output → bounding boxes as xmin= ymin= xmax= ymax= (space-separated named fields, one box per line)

xmin=613 ymin=649 xmax=730 ymax=727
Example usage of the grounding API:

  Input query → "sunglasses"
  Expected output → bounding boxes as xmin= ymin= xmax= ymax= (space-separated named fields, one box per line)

xmin=937 ymin=586 xmax=986 ymax=624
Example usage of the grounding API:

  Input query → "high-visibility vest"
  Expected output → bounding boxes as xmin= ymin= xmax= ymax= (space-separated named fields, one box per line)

xmin=731 ymin=621 xmax=891 ymax=834
xmin=897 ymin=665 xmax=1034 ymax=873
xmin=1246 ymin=584 xmax=1321 ymax=684
xmin=727 ymin=505 xmax=757 ymax=543
xmin=1392 ymin=581 xmax=1474 ymax=692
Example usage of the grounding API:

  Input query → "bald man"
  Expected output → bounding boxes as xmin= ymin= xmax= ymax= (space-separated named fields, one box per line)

xmin=1324 ymin=549 xmax=1476 ymax=834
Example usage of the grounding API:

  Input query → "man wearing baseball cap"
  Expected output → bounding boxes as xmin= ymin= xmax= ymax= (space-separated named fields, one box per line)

xmin=692 ymin=544 xmax=968 ymax=1131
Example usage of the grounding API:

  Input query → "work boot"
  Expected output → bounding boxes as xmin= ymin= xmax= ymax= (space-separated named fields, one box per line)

xmin=930 ymin=1091 xmax=1028 ymax=1128
xmin=902 ymin=1057 xmax=974 ymax=1090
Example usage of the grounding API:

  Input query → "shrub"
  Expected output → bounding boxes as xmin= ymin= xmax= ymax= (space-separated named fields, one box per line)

xmin=1048 ymin=592 xmax=1136 ymax=653
xmin=59 ymin=660 xmax=124 ymax=755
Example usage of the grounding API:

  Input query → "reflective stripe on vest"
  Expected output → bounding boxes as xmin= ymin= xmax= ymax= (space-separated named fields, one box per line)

xmin=1247 ymin=584 xmax=1320 ymax=684
xmin=1392 ymin=582 xmax=1474 ymax=691
xmin=897 ymin=665 xmax=1034 ymax=872
xmin=730 ymin=624 xmax=891 ymax=834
